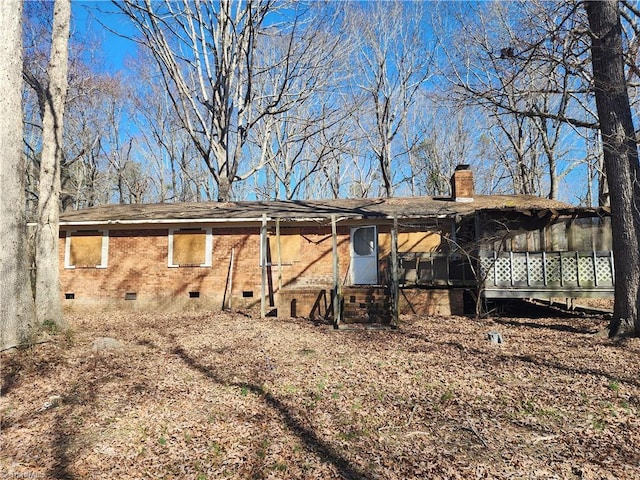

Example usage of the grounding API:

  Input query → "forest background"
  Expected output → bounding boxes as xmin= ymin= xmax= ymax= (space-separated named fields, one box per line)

xmin=23 ymin=0 xmax=636 ymax=214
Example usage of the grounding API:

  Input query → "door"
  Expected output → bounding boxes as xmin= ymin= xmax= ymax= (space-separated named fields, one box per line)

xmin=350 ymin=226 xmax=378 ymax=285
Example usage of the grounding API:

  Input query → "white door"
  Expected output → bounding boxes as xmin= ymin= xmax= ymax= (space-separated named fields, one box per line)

xmin=350 ymin=226 xmax=378 ymax=285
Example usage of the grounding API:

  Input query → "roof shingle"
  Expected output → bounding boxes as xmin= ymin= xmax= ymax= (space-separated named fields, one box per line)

xmin=58 ymin=195 xmax=591 ymax=226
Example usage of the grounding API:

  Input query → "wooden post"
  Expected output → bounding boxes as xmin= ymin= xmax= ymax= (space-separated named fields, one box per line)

xmin=261 ymin=214 xmax=267 ymax=318
xmin=276 ymin=218 xmax=282 ymax=290
xmin=391 ymin=217 xmax=399 ymax=327
xmin=223 ymin=247 xmax=235 ymax=310
xmin=331 ymin=215 xmax=341 ymax=328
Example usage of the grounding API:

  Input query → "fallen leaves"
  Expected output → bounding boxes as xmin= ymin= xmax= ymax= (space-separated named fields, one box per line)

xmin=1 ymin=307 xmax=639 ymax=479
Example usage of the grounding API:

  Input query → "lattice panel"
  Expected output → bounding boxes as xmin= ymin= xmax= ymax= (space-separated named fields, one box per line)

xmin=528 ymin=257 xmax=545 ymax=283
xmin=480 ymin=257 xmax=495 ymax=283
xmin=510 ymin=256 xmax=527 ymax=283
xmin=596 ymin=257 xmax=613 ymax=282
xmin=480 ymin=251 xmax=615 ymax=290
xmin=578 ymin=257 xmax=596 ymax=283
xmin=494 ymin=257 xmax=512 ymax=285
xmin=545 ymin=256 xmax=561 ymax=283
xmin=561 ymin=256 xmax=578 ymax=283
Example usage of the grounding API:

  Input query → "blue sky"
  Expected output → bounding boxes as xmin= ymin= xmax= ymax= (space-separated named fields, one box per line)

xmin=72 ymin=1 xmax=138 ymax=71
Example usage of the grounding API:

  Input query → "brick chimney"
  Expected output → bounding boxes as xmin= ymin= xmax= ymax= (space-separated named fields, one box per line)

xmin=451 ymin=164 xmax=474 ymax=202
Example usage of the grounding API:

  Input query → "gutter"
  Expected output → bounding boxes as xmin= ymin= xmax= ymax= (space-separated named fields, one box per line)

xmin=54 ymin=213 xmax=454 ymax=228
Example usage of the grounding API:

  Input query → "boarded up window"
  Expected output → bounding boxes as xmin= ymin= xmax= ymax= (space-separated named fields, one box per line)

xmin=268 ymin=231 xmax=301 ymax=264
xmin=169 ymin=228 xmax=212 ymax=267
xmin=65 ymin=231 xmax=108 ymax=268
xmin=379 ymin=231 xmax=442 ymax=255
xmin=398 ymin=232 xmax=441 ymax=252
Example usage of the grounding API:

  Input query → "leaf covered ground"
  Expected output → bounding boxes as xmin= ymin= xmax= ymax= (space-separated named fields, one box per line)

xmin=2 ymin=305 xmax=640 ymax=479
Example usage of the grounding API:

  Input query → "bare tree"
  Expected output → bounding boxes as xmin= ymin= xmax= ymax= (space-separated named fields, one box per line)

xmin=436 ymin=0 xmax=596 ymax=201
xmin=586 ymin=0 xmax=640 ymax=337
xmin=23 ymin=2 xmax=116 ymax=211
xmin=1 ymin=0 xmax=36 ymax=350
xmin=408 ymin=107 xmax=475 ymax=197
xmin=33 ymin=0 xmax=70 ymax=328
xmin=305 ymin=117 xmax=358 ymax=200
xmin=245 ymin=3 xmax=349 ymax=200
xmin=129 ymin=53 xmax=209 ymax=202
xmin=116 ymin=0 xmax=323 ymax=201
xmin=252 ymin=83 xmax=354 ymax=200
xmin=346 ymin=0 xmax=434 ymax=197
xmin=61 ymin=70 xmax=116 ymax=209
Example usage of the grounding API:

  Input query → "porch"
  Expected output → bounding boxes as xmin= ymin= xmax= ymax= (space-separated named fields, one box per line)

xmin=479 ymin=250 xmax=615 ymax=299
xmin=394 ymin=250 xmax=615 ymax=300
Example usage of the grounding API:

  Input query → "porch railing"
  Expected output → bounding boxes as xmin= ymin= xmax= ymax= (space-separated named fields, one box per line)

xmin=394 ymin=250 xmax=615 ymax=298
xmin=479 ymin=250 xmax=615 ymax=298
xmin=396 ymin=252 xmax=474 ymax=287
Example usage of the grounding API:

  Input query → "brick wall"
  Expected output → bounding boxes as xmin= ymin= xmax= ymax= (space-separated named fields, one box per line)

xmin=60 ymin=223 xmax=462 ymax=317
xmin=398 ymin=288 xmax=463 ymax=316
xmin=60 ymin=227 xmax=267 ymax=311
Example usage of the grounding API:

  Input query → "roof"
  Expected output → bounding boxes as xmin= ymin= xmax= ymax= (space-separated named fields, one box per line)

xmin=58 ymin=194 xmax=596 ymax=227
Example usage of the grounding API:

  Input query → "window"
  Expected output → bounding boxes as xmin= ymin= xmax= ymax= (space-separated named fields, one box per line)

xmin=64 ymin=230 xmax=109 ymax=269
xmin=353 ymin=226 xmax=375 ymax=256
xmin=168 ymin=228 xmax=212 ymax=267
xmin=268 ymin=230 xmax=301 ymax=265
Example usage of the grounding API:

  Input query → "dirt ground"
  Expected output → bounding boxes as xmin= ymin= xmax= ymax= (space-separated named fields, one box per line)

xmin=2 ymin=306 xmax=639 ymax=479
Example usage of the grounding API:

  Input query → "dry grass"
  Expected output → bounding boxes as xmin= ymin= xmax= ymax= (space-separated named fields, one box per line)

xmin=2 ymin=307 xmax=640 ymax=479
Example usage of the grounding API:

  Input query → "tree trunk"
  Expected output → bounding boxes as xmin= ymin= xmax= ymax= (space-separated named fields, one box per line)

xmin=35 ymin=0 xmax=70 ymax=328
xmin=218 ymin=176 xmax=232 ymax=202
xmin=586 ymin=0 xmax=640 ymax=337
xmin=0 ymin=0 xmax=37 ymax=350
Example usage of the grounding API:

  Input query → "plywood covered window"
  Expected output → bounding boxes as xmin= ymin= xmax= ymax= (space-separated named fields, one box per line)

xmin=379 ymin=231 xmax=443 ymax=256
xmin=64 ymin=230 xmax=109 ymax=269
xmin=168 ymin=228 xmax=212 ymax=267
xmin=268 ymin=230 xmax=301 ymax=265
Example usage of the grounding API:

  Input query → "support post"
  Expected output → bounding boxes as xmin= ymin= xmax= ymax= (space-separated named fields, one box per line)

xmin=276 ymin=218 xmax=282 ymax=290
xmin=391 ymin=217 xmax=399 ymax=327
xmin=261 ymin=214 xmax=267 ymax=318
xmin=223 ymin=247 xmax=235 ymax=310
xmin=331 ymin=215 xmax=341 ymax=328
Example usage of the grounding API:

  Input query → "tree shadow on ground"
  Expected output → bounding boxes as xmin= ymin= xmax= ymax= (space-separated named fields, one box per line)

xmin=1 ymin=362 xmax=20 ymax=397
xmin=48 ymin=360 xmax=114 ymax=479
xmin=490 ymin=317 xmax=599 ymax=335
xmin=169 ymin=343 xmax=370 ymax=480
xmin=422 ymin=334 xmax=640 ymax=389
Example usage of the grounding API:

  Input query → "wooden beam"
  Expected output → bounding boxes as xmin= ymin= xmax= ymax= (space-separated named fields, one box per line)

xmin=331 ymin=215 xmax=341 ymax=328
xmin=276 ymin=218 xmax=282 ymax=290
xmin=391 ymin=217 xmax=399 ymax=327
xmin=223 ymin=247 xmax=235 ymax=310
xmin=261 ymin=214 xmax=267 ymax=318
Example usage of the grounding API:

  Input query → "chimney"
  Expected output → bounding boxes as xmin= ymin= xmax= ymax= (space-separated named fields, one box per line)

xmin=451 ymin=164 xmax=474 ymax=202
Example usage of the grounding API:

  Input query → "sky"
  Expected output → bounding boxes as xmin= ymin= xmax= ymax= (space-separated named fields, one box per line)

xmin=72 ymin=1 xmax=138 ymax=71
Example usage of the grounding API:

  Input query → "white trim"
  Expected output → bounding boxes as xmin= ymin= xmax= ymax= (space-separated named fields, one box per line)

xmin=56 ymin=214 xmax=453 ymax=228
xmin=98 ymin=231 xmax=109 ymax=268
xmin=168 ymin=227 xmax=212 ymax=268
xmin=259 ymin=229 xmax=270 ymax=267
xmin=64 ymin=230 xmax=109 ymax=269
xmin=168 ymin=230 xmax=175 ymax=268
xmin=64 ymin=231 xmax=73 ymax=269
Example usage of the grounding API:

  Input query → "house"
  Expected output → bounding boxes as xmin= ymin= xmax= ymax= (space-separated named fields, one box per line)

xmin=58 ymin=166 xmax=614 ymax=325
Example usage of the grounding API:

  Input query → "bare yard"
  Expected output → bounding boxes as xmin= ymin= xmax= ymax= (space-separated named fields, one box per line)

xmin=2 ymin=307 xmax=640 ymax=479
